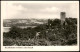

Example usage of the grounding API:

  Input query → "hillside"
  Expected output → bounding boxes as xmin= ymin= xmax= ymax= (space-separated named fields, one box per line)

xmin=3 ymin=18 xmax=77 ymax=46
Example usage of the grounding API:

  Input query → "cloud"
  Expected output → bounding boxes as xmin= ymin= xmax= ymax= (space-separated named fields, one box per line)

xmin=40 ymin=7 xmax=59 ymax=12
xmin=2 ymin=2 xmax=28 ymax=19
xmin=1 ymin=1 xmax=79 ymax=19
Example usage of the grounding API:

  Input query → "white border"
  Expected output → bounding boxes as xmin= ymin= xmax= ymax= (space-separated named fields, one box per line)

xmin=1 ymin=1 xmax=79 ymax=51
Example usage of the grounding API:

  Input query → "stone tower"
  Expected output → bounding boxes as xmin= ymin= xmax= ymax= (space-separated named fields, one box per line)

xmin=60 ymin=12 xmax=66 ymax=25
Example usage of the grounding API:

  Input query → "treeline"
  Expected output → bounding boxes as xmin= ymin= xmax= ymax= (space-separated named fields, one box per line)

xmin=3 ymin=18 xmax=77 ymax=46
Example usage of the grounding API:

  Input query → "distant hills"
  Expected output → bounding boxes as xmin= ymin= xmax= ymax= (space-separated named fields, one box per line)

xmin=3 ymin=19 xmax=48 ymax=27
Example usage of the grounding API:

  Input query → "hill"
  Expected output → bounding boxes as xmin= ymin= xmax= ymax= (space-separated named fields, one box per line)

xmin=3 ymin=18 xmax=77 ymax=46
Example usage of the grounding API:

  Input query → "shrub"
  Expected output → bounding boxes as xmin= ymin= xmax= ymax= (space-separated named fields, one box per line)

xmin=7 ymin=26 xmax=22 ymax=39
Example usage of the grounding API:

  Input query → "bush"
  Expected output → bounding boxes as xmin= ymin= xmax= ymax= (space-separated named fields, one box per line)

xmin=6 ymin=26 xmax=22 ymax=39
xmin=3 ymin=38 xmax=15 ymax=46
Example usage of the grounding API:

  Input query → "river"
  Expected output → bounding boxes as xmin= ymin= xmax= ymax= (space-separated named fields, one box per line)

xmin=3 ymin=27 xmax=11 ymax=32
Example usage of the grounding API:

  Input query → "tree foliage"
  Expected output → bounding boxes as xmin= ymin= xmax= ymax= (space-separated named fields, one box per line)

xmin=3 ymin=18 xmax=77 ymax=46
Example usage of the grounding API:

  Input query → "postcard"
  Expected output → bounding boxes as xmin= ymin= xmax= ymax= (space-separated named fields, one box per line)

xmin=1 ymin=1 xmax=79 ymax=51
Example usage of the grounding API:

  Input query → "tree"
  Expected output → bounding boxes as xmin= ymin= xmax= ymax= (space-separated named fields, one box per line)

xmin=8 ymin=26 xmax=22 ymax=39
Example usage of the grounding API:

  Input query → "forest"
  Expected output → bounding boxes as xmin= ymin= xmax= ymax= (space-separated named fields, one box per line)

xmin=3 ymin=18 xmax=77 ymax=46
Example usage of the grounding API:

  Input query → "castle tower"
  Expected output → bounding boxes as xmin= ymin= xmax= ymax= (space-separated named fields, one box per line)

xmin=60 ymin=12 xmax=66 ymax=25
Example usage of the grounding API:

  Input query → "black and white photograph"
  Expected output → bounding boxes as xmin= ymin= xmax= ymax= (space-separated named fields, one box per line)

xmin=1 ymin=1 xmax=79 ymax=51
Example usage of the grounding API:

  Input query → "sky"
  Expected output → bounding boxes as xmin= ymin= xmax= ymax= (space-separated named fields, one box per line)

xmin=1 ymin=1 xmax=79 ymax=19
